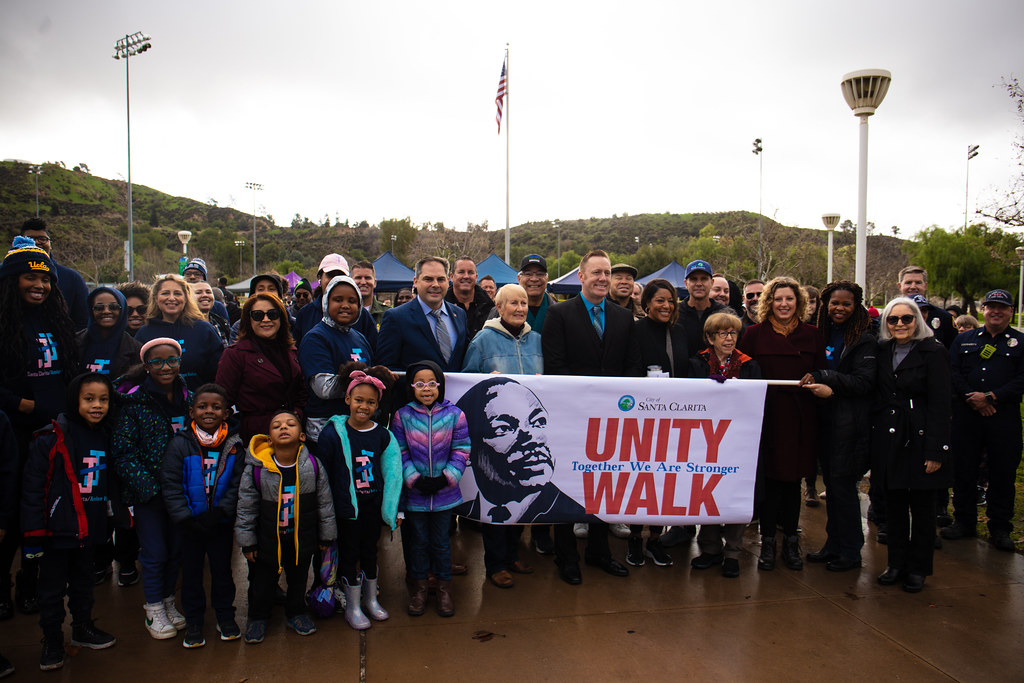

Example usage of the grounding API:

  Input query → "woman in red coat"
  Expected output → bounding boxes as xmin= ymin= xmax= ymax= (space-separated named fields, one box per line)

xmin=738 ymin=276 xmax=826 ymax=571
xmin=215 ymin=293 xmax=306 ymax=446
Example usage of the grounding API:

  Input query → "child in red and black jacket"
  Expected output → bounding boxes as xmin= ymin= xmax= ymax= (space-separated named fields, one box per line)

xmin=22 ymin=373 xmax=122 ymax=671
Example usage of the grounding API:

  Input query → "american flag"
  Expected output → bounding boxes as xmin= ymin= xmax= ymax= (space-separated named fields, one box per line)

xmin=495 ymin=60 xmax=507 ymax=133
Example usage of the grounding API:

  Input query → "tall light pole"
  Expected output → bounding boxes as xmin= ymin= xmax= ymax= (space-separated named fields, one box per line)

xmin=1016 ymin=246 xmax=1024 ymax=330
xmin=390 ymin=233 xmax=396 ymax=254
xmin=235 ymin=240 xmax=246 ymax=278
xmin=841 ymin=69 xmax=891 ymax=288
xmin=822 ymin=213 xmax=841 ymax=283
xmin=752 ymin=138 xmax=763 ymax=278
xmin=113 ymin=31 xmax=153 ymax=282
xmin=176 ymin=230 xmax=192 ymax=275
xmin=245 ymin=181 xmax=262 ymax=276
xmin=554 ymin=220 xmax=562 ymax=277
xmin=965 ymin=144 xmax=980 ymax=229
xmin=28 ymin=164 xmax=42 ymax=217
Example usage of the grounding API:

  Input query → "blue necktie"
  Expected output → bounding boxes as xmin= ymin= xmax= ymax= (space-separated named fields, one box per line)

xmin=431 ymin=309 xmax=452 ymax=363
xmin=591 ymin=305 xmax=603 ymax=339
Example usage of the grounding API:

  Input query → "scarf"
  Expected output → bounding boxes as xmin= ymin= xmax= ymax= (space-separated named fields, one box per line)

xmin=769 ymin=315 xmax=799 ymax=337
xmin=701 ymin=347 xmax=752 ymax=381
xmin=192 ymin=421 xmax=228 ymax=447
xmin=499 ymin=319 xmax=525 ymax=338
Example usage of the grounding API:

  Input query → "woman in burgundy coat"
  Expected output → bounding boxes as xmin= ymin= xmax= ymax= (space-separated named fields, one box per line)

xmin=215 ymin=293 xmax=306 ymax=446
xmin=738 ymin=276 xmax=826 ymax=572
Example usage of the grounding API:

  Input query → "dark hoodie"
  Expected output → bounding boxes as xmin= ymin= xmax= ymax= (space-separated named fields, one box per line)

xmin=76 ymin=286 xmax=142 ymax=381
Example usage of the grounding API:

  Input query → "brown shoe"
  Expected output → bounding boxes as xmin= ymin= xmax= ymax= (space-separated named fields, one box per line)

xmin=407 ymin=579 xmax=428 ymax=616
xmin=509 ymin=560 xmax=534 ymax=574
xmin=451 ymin=562 xmax=468 ymax=576
xmin=436 ymin=580 xmax=455 ymax=617
xmin=488 ymin=570 xmax=515 ymax=589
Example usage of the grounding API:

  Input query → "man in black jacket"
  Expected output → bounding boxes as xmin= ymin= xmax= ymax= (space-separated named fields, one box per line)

xmin=444 ymin=257 xmax=494 ymax=340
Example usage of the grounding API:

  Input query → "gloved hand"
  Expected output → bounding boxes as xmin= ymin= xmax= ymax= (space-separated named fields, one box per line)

xmin=427 ymin=475 xmax=449 ymax=491
xmin=23 ymin=546 xmax=43 ymax=560
xmin=414 ymin=475 xmax=446 ymax=494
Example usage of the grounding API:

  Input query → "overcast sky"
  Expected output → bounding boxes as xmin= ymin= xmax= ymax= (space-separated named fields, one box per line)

xmin=2 ymin=0 xmax=1022 ymax=241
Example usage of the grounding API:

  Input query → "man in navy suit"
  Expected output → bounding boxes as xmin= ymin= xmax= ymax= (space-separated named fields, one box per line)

xmin=377 ymin=256 xmax=468 ymax=372
xmin=542 ymin=249 xmax=641 ymax=585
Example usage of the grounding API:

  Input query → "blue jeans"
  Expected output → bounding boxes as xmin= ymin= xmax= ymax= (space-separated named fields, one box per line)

xmin=405 ymin=510 xmax=452 ymax=581
xmin=134 ymin=495 xmax=181 ymax=604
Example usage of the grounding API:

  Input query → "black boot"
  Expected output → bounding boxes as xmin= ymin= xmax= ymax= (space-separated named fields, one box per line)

xmin=0 ymin=574 xmax=12 ymax=621
xmin=782 ymin=535 xmax=803 ymax=570
xmin=15 ymin=567 xmax=39 ymax=615
xmin=758 ymin=536 xmax=776 ymax=571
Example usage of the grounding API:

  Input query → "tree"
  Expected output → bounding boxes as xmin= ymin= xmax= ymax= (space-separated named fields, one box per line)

xmin=982 ymin=77 xmax=1024 ymax=228
xmin=379 ymin=217 xmax=417 ymax=263
xmin=909 ymin=224 xmax=1021 ymax=315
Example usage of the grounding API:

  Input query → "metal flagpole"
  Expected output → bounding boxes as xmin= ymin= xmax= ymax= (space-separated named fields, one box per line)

xmin=504 ymin=44 xmax=510 ymax=265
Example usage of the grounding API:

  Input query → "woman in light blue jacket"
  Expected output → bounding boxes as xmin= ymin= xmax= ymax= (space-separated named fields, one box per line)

xmin=462 ymin=284 xmax=543 ymax=375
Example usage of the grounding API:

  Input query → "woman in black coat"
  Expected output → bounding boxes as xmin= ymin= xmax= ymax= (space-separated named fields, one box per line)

xmin=799 ymin=281 xmax=877 ymax=572
xmin=624 ymin=279 xmax=689 ymax=568
xmin=870 ymin=297 xmax=951 ymax=593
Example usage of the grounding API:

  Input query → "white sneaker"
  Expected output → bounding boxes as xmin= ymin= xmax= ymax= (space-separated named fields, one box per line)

xmin=144 ymin=602 xmax=177 ymax=640
xmin=573 ymin=523 xmax=589 ymax=539
xmin=163 ymin=597 xmax=186 ymax=631
xmin=610 ymin=523 xmax=631 ymax=539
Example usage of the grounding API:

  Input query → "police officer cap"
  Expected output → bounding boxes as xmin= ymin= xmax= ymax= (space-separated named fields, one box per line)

xmin=982 ymin=289 xmax=1013 ymax=307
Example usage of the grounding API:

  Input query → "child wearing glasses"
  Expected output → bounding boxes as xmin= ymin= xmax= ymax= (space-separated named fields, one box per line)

xmin=298 ymin=276 xmax=372 ymax=451
xmin=112 ymin=337 xmax=192 ymax=640
xmin=316 ymin=363 xmax=401 ymax=630
xmin=391 ymin=360 xmax=470 ymax=617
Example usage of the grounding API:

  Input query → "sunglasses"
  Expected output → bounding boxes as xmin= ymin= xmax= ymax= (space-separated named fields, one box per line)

xmin=745 ymin=292 xmax=761 ymax=299
xmin=412 ymin=381 xmax=439 ymax=389
xmin=91 ymin=303 xmax=122 ymax=313
xmin=250 ymin=309 xmax=282 ymax=322
xmin=145 ymin=356 xmax=181 ymax=369
xmin=886 ymin=314 xmax=916 ymax=326
xmin=126 ymin=305 xmax=148 ymax=316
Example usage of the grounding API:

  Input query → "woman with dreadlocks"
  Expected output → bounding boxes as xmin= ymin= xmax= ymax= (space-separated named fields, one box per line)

xmin=799 ymin=280 xmax=878 ymax=573
xmin=0 ymin=236 xmax=80 ymax=618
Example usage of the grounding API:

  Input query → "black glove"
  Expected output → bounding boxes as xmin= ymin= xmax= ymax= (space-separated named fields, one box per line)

xmin=413 ymin=477 xmax=435 ymax=494
xmin=427 ymin=475 xmax=449 ymax=491
xmin=414 ymin=475 xmax=446 ymax=494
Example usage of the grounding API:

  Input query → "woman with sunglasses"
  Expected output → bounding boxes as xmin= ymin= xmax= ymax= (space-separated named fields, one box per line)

xmin=869 ymin=298 xmax=951 ymax=593
xmin=135 ymin=274 xmax=223 ymax=392
xmin=77 ymin=287 xmax=142 ymax=382
xmin=216 ymin=293 xmax=306 ymax=445
xmin=112 ymin=338 xmax=193 ymax=638
xmin=798 ymin=281 xmax=877 ymax=572
xmin=738 ymin=276 xmax=826 ymax=571
xmin=116 ymin=281 xmax=151 ymax=337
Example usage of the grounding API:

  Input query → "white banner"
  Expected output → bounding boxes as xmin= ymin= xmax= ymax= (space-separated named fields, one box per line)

xmin=446 ymin=373 xmax=767 ymax=525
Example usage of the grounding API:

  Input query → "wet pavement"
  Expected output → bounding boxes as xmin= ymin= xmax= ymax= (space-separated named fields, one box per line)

xmin=2 ymin=498 xmax=1022 ymax=682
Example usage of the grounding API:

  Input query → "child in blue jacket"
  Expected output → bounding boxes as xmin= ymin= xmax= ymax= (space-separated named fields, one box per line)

xmin=161 ymin=383 xmax=244 ymax=649
xmin=22 ymin=373 xmax=120 ymax=671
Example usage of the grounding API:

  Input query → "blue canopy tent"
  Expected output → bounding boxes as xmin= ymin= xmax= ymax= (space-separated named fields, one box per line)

xmin=476 ymin=253 xmax=519 ymax=286
xmin=548 ymin=266 xmax=581 ymax=295
xmin=371 ymin=250 xmax=415 ymax=291
xmin=637 ymin=260 xmax=689 ymax=297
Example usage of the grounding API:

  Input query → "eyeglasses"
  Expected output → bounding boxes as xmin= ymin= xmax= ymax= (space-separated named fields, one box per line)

xmin=250 ymin=309 xmax=282 ymax=322
xmin=127 ymin=305 xmax=148 ymax=316
xmin=29 ymin=236 xmax=51 ymax=245
xmin=520 ymin=270 xmax=546 ymax=279
xmin=412 ymin=381 xmax=439 ymax=389
xmin=714 ymin=330 xmax=738 ymax=338
xmin=886 ymin=314 xmax=916 ymax=326
xmin=745 ymin=292 xmax=761 ymax=300
xmin=145 ymin=356 xmax=181 ymax=369
xmin=91 ymin=303 xmax=122 ymax=313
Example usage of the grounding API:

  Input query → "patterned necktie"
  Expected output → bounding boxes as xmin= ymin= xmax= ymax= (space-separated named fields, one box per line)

xmin=591 ymin=305 xmax=604 ymax=339
xmin=431 ymin=309 xmax=452 ymax=363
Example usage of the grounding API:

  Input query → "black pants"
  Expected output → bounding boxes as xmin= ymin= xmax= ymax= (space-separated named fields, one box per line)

xmin=885 ymin=488 xmax=936 ymax=576
xmin=180 ymin=523 xmax=236 ymax=626
xmin=94 ymin=522 xmax=138 ymax=571
xmin=821 ymin=461 xmax=864 ymax=561
xmin=758 ymin=478 xmax=801 ymax=537
xmin=482 ymin=524 xmax=523 ymax=575
xmin=554 ymin=522 xmax=610 ymax=568
xmin=952 ymin=407 xmax=1023 ymax=534
xmin=248 ymin=546 xmax=312 ymax=621
xmin=38 ymin=546 xmax=95 ymax=640
xmin=338 ymin=500 xmax=382 ymax=583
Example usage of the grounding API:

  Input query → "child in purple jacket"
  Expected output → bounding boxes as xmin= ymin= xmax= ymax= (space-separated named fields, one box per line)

xmin=390 ymin=360 xmax=469 ymax=618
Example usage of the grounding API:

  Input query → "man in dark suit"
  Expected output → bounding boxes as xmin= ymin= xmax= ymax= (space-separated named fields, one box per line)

xmin=377 ymin=256 xmax=468 ymax=372
xmin=542 ymin=249 xmax=642 ymax=585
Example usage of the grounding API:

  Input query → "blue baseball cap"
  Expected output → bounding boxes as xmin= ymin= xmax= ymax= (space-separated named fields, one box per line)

xmin=684 ymin=260 xmax=713 ymax=279
xmin=908 ymin=294 xmax=930 ymax=308
xmin=982 ymin=289 xmax=1013 ymax=307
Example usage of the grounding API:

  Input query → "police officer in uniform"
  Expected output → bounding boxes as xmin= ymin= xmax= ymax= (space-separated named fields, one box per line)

xmin=898 ymin=266 xmax=956 ymax=347
xmin=941 ymin=289 xmax=1024 ymax=551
